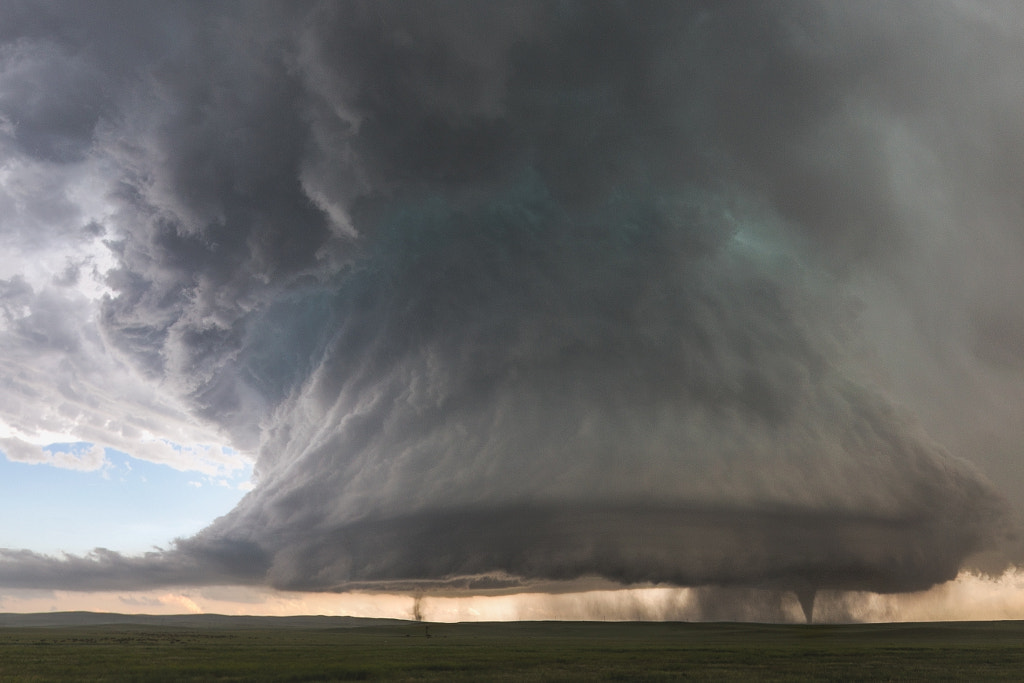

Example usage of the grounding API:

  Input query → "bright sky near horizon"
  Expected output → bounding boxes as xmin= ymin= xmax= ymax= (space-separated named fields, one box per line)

xmin=4 ymin=1 xmax=1024 ymax=623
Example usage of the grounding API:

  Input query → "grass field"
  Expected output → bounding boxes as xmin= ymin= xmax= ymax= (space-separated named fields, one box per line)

xmin=2 ymin=617 xmax=1024 ymax=681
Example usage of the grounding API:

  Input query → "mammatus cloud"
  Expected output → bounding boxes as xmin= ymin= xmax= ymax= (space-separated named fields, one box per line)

xmin=1 ymin=1 xmax=1022 ymax=618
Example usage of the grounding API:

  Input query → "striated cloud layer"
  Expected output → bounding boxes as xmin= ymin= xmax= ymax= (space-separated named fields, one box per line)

xmin=1 ymin=1 xmax=1022 ymax=604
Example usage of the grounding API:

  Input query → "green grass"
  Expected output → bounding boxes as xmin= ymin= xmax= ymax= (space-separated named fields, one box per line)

xmin=2 ymin=620 xmax=1024 ymax=681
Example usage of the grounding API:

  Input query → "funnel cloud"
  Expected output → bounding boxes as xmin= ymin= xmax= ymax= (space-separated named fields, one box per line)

xmin=1 ymin=1 xmax=1022 ymax=613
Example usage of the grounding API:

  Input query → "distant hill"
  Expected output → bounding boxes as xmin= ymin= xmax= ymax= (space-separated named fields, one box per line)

xmin=0 ymin=611 xmax=413 ymax=629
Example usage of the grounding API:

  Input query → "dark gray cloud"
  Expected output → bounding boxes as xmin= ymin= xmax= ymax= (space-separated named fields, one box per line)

xmin=1 ymin=0 xmax=1022 ymax=607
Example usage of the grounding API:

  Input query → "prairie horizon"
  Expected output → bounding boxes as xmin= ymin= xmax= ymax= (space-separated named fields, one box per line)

xmin=5 ymin=567 xmax=1024 ymax=625
xmin=3 ymin=613 xmax=1024 ymax=681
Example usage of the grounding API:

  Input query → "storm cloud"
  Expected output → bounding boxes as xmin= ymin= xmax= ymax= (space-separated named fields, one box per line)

xmin=1 ymin=1 xmax=1022 ymax=607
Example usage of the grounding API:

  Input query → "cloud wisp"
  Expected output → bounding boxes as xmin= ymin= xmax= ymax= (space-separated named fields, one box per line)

xmin=1 ymin=2 xmax=1022 ymax=616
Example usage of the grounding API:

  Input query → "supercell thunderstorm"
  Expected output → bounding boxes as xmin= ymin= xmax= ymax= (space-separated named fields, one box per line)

xmin=1 ymin=2 xmax=1022 ymax=616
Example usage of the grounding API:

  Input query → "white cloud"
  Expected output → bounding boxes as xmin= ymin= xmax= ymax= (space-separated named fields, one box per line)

xmin=0 ymin=280 xmax=248 ymax=475
xmin=0 ymin=438 xmax=106 ymax=471
xmin=0 ymin=34 xmax=246 ymax=478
